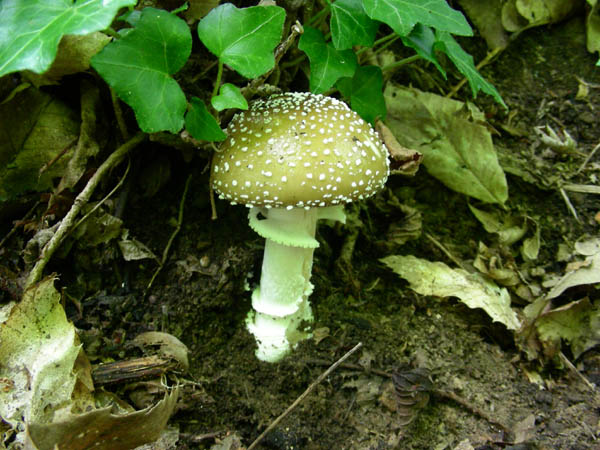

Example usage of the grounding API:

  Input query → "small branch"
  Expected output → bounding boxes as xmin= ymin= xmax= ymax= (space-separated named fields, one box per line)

xmin=242 ymin=21 xmax=304 ymax=98
xmin=306 ymin=357 xmax=511 ymax=433
xmin=433 ymin=389 xmax=511 ymax=433
xmin=247 ymin=342 xmax=363 ymax=450
xmin=25 ymin=132 xmax=147 ymax=289
xmin=0 ymin=201 xmax=41 ymax=249
xmin=576 ymin=141 xmax=600 ymax=174
xmin=145 ymin=174 xmax=193 ymax=295
xmin=559 ymin=187 xmax=581 ymax=223
xmin=559 ymin=351 xmax=599 ymax=396
xmin=111 ymin=88 xmax=129 ymax=141
xmin=38 ymin=138 xmax=78 ymax=176
xmin=425 ymin=232 xmax=466 ymax=270
xmin=70 ymin=159 xmax=131 ymax=235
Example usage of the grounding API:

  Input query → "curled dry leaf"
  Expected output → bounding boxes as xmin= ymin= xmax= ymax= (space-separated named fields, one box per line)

xmin=26 ymin=386 xmax=179 ymax=450
xmin=132 ymin=331 xmax=190 ymax=370
xmin=376 ymin=120 xmax=422 ymax=176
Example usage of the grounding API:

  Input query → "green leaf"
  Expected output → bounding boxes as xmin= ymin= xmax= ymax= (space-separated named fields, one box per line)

xmin=197 ymin=4 xmax=285 ymax=79
xmin=0 ymin=0 xmax=136 ymax=77
xmin=384 ymin=85 xmax=508 ymax=204
xmin=401 ymin=24 xmax=445 ymax=76
xmin=185 ymin=97 xmax=226 ymax=142
xmin=211 ymin=83 xmax=249 ymax=112
xmin=434 ymin=31 xmax=505 ymax=107
xmin=330 ymin=0 xmax=378 ymax=49
xmin=362 ymin=0 xmax=472 ymax=37
xmin=298 ymin=27 xmax=358 ymax=94
xmin=381 ymin=255 xmax=521 ymax=330
xmin=91 ymin=8 xmax=192 ymax=133
xmin=336 ymin=66 xmax=386 ymax=124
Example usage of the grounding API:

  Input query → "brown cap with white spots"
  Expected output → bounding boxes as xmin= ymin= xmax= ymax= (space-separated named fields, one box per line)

xmin=211 ymin=92 xmax=389 ymax=210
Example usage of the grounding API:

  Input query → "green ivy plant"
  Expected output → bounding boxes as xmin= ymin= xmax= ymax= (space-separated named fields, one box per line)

xmin=0 ymin=0 xmax=505 ymax=197
xmin=0 ymin=0 xmax=503 ymax=126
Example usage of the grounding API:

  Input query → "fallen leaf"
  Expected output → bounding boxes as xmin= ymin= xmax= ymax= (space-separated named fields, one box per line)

xmin=0 ymin=278 xmax=80 ymax=430
xmin=381 ymin=255 xmax=521 ymax=330
xmin=0 ymin=88 xmax=79 ymax=201
xmin=132 ymin=332 xmax=189 ymax=370
xmin=26 ymin=386 xmax=179 ymax=450
xmin=535 ymin=298 xmax=596 ymax=358
xmin=384 ymin=85 xmax=508 ymax=204
xmin=546 ymin=253 xmax=600 ymax=299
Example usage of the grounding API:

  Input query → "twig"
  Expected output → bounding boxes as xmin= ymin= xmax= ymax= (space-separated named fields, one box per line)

xmin=0 ymin=201 xmax=41 ymax=249
xmin=111 ymin=88 xmax=129 ymax=141
xmin=184 ymin=431 xmax=227 ymax=443
xmin=425 ymin=232 xmax=466 ymax=270
xmin=559 ymin=187 xmax=581 ymax=223
xmin=247 ymin=342 xmax=363 ymax=450
xmin=25 ymin=132 xmax=147 ymax=289
xmin=306 ymin=358 xmax=511 ymax=433
xmin=38 ymin=138 xmax=78 ymax=176
xmin=70 ymin=158 xmax=131 ymax=236
xmin=145 ymin=174 xmax=192 ymax=295
xmin=242 ymin=21 xmax=304 ymax=99
xmin=576 ymin=141 xmax=600 ymax=174
xmin=433 ymin=389 xmax=511 ymax=433
xmin=559 ymin=352 xmax=598 ymax=395
xmin=562 ymin=183 xmax=600 ymax=195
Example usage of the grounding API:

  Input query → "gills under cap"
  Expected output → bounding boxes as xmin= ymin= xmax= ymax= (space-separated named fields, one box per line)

xmin=211 ymin=92 xmax=389 ymax=209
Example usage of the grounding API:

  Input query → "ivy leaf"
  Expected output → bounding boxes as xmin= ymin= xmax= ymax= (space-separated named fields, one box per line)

xmin=91 ymin=8 xmax=192 ymax=133
xmin=0 ymin=0 xmax=136 ymax=77
xmin=298 ymin=27 xmax=358 ymax=94
xmin=211 ymin=83 xmax=248 ymax=112
xmin=361 ymin=0 xmax=472 ymax=37
xmin=185 ymin=98 xmax=226 ymax=142
xmin=401 ymin=24 xmax=445 ymax=76
xmin=330 ymin=0 xmax=378 ymax=49
xmin=434 ymin=31 xmax=505 ymax=107
xmin=336 ymin=66 xmax=386 ymax=124
xmin=197 ymin=4 xmax=285 ymax=79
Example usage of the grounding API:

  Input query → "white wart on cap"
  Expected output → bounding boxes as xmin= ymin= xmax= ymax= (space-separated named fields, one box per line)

xmin=212 ymin=92 xmax=389 ymax=209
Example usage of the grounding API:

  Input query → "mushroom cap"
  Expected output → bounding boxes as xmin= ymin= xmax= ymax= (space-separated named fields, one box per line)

xmin=211 ymin=92 xmax=389 ymax=209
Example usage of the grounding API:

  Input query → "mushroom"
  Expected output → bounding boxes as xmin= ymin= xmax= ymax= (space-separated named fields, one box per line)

xmin=211 ymin=92 xmax=389 ymax=362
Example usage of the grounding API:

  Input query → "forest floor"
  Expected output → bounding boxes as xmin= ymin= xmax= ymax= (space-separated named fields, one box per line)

xmin=3 ymin=12 xmax=600 ymax=450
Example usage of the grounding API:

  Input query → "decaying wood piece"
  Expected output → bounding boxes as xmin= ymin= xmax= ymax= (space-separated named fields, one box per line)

xmin=92 ymin=355 xmax=175 ymax=386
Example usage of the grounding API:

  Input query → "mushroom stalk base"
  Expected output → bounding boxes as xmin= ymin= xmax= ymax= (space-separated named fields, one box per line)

xmin=246 ymin=208 xmax=318 ymax=362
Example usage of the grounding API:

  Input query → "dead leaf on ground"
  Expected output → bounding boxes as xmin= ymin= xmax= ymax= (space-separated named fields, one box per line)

xmin=381 ymin=255 xmax=521 ymax=330
xmin=376 ymin=120 xmax=422 ymax=176
xmin=26 ymin=386 xmax=179 ymax=450
xmin=0 ymin=278 xmax=180 ymax=449
xmin=132 ymin=331 xmax=190 ymax=370
xmin=384 ymin=85 xmax=508 ymax=205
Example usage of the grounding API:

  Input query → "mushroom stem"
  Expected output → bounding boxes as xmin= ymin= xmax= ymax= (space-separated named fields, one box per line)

xmin=246 ymin=207 xmax=319 ymax=362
